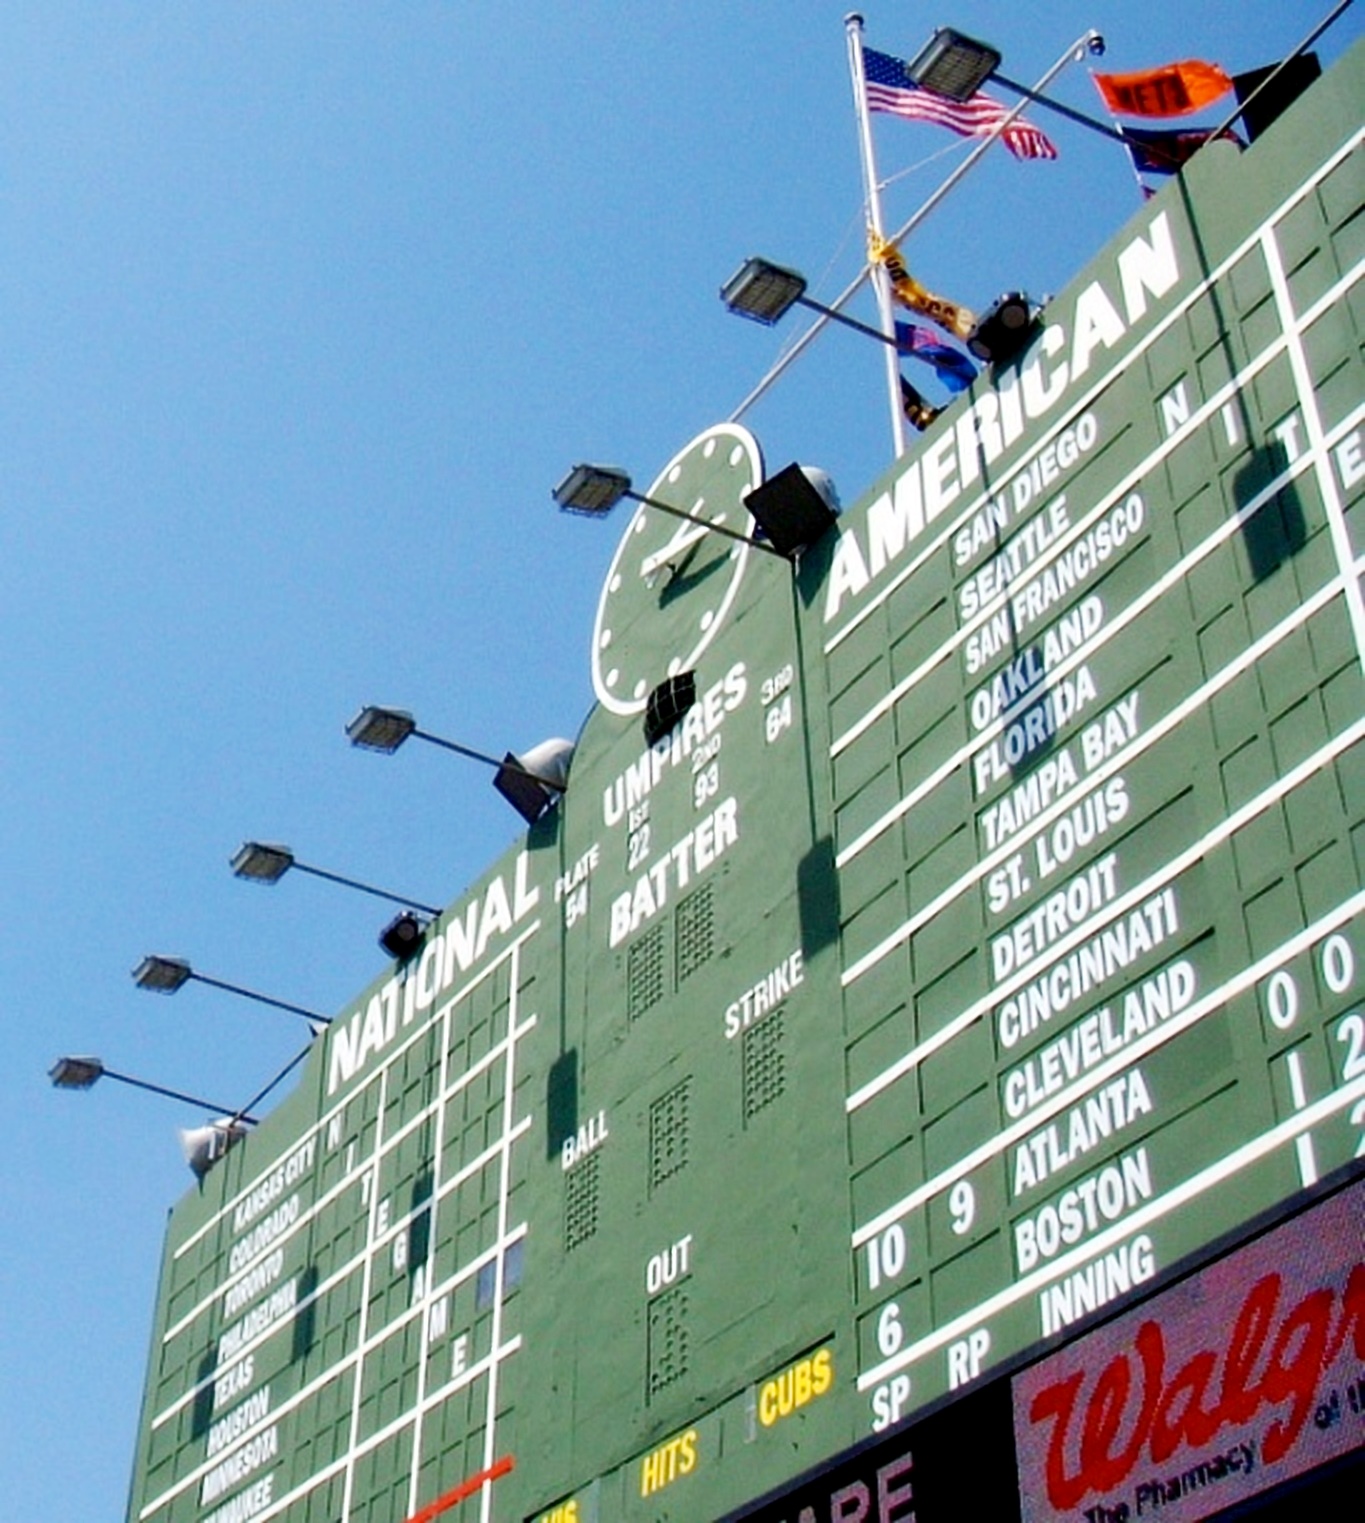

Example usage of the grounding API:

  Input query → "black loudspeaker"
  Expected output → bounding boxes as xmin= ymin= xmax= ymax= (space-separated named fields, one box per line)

xmin=967 ymin=292 xmax=1036 ymax=365
xmin=379 ymin=910 xmax=427 ymax=961
xmin=1234 ymin=54 xmax=1320 ymax=143
xmin=643 ymin=672 xmax=697 ymax=746
xmin=743 ymin=463 xmax=840 ymax=557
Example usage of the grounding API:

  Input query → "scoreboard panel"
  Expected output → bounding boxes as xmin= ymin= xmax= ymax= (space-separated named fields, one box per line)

xmin=125 ymin=43 xmax=1364 ymax=1523
xmin=829 ymin=55 xmax=1365 ymax=1438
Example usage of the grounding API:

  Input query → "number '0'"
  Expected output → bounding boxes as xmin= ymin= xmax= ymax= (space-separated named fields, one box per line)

xmin=1265 ymin=933 xmax=1355 ymax=1031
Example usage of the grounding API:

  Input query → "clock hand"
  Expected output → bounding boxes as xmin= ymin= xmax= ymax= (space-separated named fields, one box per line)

xmin=639 ymin=516 xmax=727 ymax=580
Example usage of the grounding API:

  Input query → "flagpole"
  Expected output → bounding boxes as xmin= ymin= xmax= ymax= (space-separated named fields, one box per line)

xmin=845 ymin=13 xmax=908 ymax=458
xmin=730 ymin=30 xmax=1102 ymax=425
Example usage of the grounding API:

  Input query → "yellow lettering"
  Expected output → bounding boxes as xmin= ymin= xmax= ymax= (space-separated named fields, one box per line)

xmin=639 ymin=1431 xmax=699 ymax=1497
xmin=756 ymin=1348 xmax=835 ymax=1429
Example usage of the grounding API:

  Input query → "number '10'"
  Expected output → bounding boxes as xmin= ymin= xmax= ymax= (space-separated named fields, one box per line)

xmin=864 ymin=1182 xmax=975 ymax=1291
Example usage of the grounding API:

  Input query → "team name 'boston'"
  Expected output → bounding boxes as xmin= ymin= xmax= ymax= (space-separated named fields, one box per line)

xmin=823 ymin=212 xmax=1180 ymax=624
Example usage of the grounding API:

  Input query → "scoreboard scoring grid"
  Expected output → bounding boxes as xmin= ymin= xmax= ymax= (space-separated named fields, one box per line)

xmin=139 ymin=924 xmax=542 ymax=1523
xmin=837 ymin=123 xmax=1365 ymax=1423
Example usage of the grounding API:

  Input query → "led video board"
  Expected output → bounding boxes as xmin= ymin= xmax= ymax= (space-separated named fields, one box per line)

xmin=124 ymin=41 xmax=1363 ymax=1523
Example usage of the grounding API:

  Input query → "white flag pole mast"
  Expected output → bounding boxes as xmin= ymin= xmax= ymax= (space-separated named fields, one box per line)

xmin=845 ymin=12 xmax=908 ymax=458
xmin=731 ymin=29 xmax=1101 ymax=426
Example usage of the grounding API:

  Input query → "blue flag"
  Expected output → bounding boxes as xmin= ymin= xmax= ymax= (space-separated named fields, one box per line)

xmin=895 ymin=323 xmax=979 ymax=393
xmin=1121 ymin=124 xmax=1243 ymax=176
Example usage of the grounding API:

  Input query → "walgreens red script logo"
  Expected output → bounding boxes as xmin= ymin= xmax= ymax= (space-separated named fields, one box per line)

xmin=1025 ymin=1261 xmax=1365 ymax=1510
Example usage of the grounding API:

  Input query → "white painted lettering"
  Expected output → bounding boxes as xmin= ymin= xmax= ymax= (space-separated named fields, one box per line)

xmin=1002 ymin=955 xmax=1194 ymax=1113
xmin=608 ymin=798 xmax=739 ymax=948
xmin=723 ymin=950 xmax=804 ymax=1038
xmin=1015 ymin=1148 xmax=1153 ymax=1271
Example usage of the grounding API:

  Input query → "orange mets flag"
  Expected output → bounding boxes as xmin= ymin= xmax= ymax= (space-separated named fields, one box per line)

xmin=1093 ymin=58 xmax=1234 ymax=117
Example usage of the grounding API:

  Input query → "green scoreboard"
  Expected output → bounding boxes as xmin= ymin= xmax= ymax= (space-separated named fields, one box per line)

xmin=126 ymin=44 xmax=1365 ymax=1523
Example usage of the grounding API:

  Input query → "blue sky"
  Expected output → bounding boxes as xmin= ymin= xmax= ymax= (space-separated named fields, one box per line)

xmin=0 ymin=3 xmax=1357 ymax=1517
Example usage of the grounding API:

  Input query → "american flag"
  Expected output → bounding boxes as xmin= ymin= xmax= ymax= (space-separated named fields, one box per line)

xmin=862 ymin=47 xmax=1058 ymax=161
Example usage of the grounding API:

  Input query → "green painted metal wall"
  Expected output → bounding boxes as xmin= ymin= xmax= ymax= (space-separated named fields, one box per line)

xmin=125 ymin=41 xmax=1364 ymax=1523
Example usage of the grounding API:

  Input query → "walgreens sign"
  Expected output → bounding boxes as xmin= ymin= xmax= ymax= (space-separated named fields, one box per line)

xmin=1013 ymin=1180 xmax=1364 ymax=1521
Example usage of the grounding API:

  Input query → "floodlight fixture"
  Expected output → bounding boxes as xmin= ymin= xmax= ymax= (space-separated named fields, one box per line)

xmin=347 ymin=707 xmax=573 ymax=818
xmin=379 ymin=910 xmax=429 ymax=962
xmin=53 ymin=1032 xmax=315 ymax=1178
xmin=554 ymin=462 xmax=788 ymax=562
xmin=905 ymin=28 xmax=1002 ymax=102
xmin=48 ymin=1055 xmax=259 ymax=1120
xmin=721 ymin=257 xmax=903 ymax=349
xmin=345 ymin=705 xmax=417 ymax=754
xmin=228 ymin=841 xmax=295 ymax=883
xmin=132 ymin=955 xmax=331 ymax=1029
xmin=552 ymin=464 xmax=633 ymax=519
xmin=908 ymin=27 xmax=1128 ymax=151
xmin=721 ymin=258 xmax=810 ymax=326
xmin=132 ymin=954 xmax=194 ymax=993
xmin=743 ymin=463 xmax=841 ymax=558
xmin=728 ymin=27 xmax=1115 ymax=428
xmin=49 ymin=1055 xmax=105 ymax=1090
xmin=231 ymin=841 xmax=440 ymax=916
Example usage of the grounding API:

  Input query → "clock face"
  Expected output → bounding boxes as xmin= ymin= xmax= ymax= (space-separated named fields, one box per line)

xmin=592 ymin=423 xmax=764 ymax=717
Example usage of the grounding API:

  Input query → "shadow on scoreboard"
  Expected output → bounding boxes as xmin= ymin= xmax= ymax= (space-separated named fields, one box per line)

xmin=291 ymin=1265 xmax=319 ymax=1362
xmin=546 ymin=1048 xmax=579 ymax=1162
xmin=1234 ymin=436 xmax=1307 ymax=582
xmin=192 ymin=1346 xmax=217 ymax=1439
xmin=798 ymin=837 xmax=841 ymax=958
